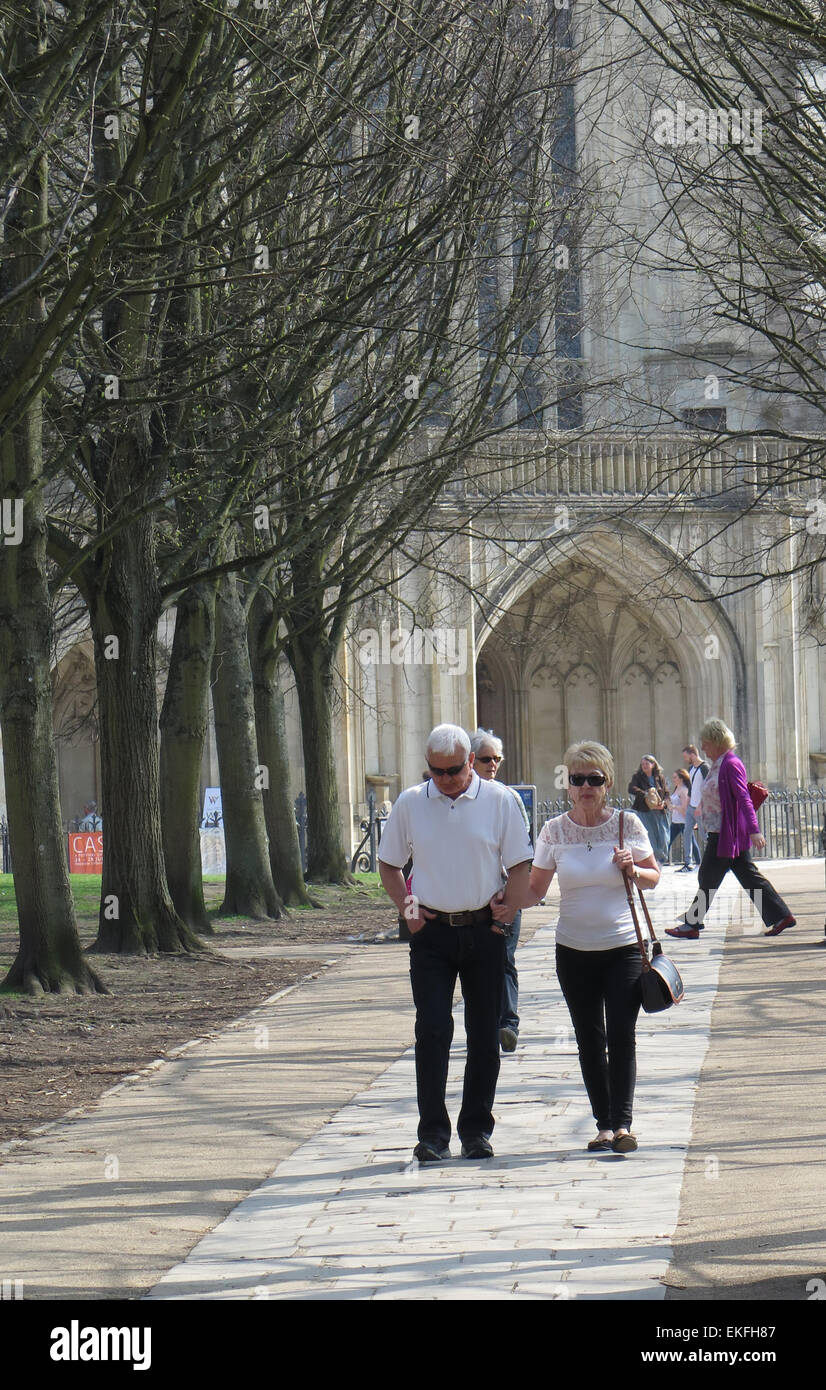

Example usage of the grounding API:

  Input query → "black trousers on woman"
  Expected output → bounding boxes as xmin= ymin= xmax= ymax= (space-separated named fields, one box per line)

xmin=555 ymin=942 xmax=642 ymax=1133
xmin=682 ymin=832 xmax=792 ymax=930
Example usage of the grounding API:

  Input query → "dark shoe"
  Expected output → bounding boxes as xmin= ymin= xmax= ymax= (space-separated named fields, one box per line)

xmin=764 ymin=915 xmax=795 ymax=937
xmin=666 ymin=924 xmax=701 ymax=939
xmin=460 ymin=1136 xmax=494 ymax=1159
xmin=413 ymin=1141 xmax=450 ymax=1163
xmin=611 ymin=1132 xmax=638 ymax=1153
xmin=587 ymin=1136 xmax=613 ymax=1151
xmin=499 ymin=1026 xmax=518 ymax=1053
xmin=677 ymin=865 xmax=693 ymax=874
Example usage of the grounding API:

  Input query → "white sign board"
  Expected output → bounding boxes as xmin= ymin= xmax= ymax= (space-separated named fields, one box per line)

xmin=202 ymin=787 xmax=223 ymax=827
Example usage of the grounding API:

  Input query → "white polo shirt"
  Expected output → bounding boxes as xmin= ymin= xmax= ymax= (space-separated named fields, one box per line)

xmin=378 ymin=771 xmax=533 ymax=913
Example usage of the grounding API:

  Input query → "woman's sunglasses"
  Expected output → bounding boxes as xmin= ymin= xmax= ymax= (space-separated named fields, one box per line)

xmin=569 ymin=773 xmax=606 ymax=787
xmin=476 ymin=754 xmax=502 ymax=764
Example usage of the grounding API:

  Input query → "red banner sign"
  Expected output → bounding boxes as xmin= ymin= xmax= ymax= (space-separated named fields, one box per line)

xmin=68 ymin=832 xmax=103 ymax=874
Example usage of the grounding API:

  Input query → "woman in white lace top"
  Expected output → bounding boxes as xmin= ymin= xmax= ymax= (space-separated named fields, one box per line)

xmin=495 ymin=740 xmax=660 ymax=1153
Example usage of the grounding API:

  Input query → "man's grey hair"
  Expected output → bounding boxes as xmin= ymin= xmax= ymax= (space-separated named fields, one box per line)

xmin=469 ymin=727 xmax=503 ymax=757
xmin=426 ymin=723 xmax=471 ymax=758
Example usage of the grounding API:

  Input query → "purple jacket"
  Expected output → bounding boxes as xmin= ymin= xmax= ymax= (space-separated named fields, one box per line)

xmin=716 ymin=751 xmax=760 ymax=858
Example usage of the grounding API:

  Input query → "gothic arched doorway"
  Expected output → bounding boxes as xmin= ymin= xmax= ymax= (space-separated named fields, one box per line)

xmin=475 ymin=550 xmax=729 ymax=796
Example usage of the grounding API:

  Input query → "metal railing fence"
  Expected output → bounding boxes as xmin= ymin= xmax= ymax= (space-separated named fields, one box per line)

xmin=536 ymin=788 xmax=826 ymax=860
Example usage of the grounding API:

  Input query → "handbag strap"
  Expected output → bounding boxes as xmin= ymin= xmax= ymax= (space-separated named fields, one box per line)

xmin=620 ymin=810 xmax=653 ymax=968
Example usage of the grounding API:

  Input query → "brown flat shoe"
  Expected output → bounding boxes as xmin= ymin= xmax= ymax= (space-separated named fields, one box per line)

xmin=611 ymin=1132 xmax=638 ymax=1153
xmin=764 ymin=916 xmax=795 ymax=937
xmin=587 ymin=1137 xmax=613 ymax=1151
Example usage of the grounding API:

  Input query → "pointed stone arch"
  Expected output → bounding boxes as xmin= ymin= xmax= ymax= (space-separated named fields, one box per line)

xmin=474 ymin=519 xmax=748 ymax=791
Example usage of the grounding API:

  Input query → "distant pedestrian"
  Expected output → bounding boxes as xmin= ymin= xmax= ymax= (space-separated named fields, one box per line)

xmin=679 ymin=744 xmax=707 ymax=872
xmin=78 ymin=801 xmax=102 ymax=831
xmin=494 ymin=741 xmax=660 ymax=1153
xmin=668 ymin=769 xmax=692 ymax=863
xmin=378 ymin=724 xmax=532 ymax=1163
xmin=667 ymin=719 xmax=795 ymax=940
xmin=469 ymin=728 xmax=530 ymax=1055
xmin=628 ymin=755 xmax=670 ymax=864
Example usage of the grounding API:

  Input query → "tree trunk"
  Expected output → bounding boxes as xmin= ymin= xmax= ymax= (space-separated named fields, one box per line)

xmin=211 ymin=574 xmax=284 ymax=918
xmin=0 ymin=458 xmax=106 ymax=995
xmin=89 ymin=514 xmax=204 ymax=953
xmin=159 ymin=580 xmax=217 ymax=933
xmin=0 ymin=7 xmax=105 ymax=995
xmin=248 ymin=590 xmax=316 ymax=907
xmin=288 ymin=631 xmax=351 ymax=884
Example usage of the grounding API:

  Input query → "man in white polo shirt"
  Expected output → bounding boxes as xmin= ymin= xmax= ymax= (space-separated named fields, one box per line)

xmin=378 ymin=723 xmax=532 ymax=1163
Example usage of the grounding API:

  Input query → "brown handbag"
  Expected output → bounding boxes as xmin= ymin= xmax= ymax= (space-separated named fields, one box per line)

xmin=619 ymin=811 xmax=685 ymax=1013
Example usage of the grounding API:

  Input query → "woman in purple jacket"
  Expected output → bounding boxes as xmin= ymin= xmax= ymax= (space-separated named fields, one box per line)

xmin=667 ymin=719 xmax=795 ymax=940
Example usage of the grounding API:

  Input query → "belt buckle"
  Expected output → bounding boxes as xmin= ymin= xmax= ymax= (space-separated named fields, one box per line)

xmin=446 ymin=911 xmax=465 ymax=926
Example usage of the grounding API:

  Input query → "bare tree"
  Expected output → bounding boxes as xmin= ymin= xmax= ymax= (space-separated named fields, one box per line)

xmin=591 ymin=0 xmax=826 ymax=601
xmin=0 ymin=0 xmax=114 ymax=992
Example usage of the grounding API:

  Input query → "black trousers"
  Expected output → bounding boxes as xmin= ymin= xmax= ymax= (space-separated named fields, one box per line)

xmin=683 ymin=832 xmax=792 ymax=929
xmin=555 ymin=942 xmax=642 ymax=1133
xmin=408 ymin=919 xmax=505 ymax=1148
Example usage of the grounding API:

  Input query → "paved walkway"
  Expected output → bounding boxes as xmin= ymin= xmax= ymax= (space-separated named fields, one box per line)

xmin=148 ymin=901 xmax=725 ymax=1300
xmin=1 ymin=860 xmax=822 ymax=1300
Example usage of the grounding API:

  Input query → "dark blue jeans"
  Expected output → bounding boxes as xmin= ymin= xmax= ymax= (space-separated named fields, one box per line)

xmin=409 ymin=919 xmax=505 ymax=1148
xmin=500 ymin=910 xmax=521 ymax=1033
xmin=640 ymin=809 xmax=670 ymax=863
xmin=555 ymin=942 xmax=642 ymax=1133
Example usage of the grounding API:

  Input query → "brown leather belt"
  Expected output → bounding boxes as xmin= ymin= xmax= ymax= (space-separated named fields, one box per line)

xmin=422 ymin=906 xmax=493 ymax=927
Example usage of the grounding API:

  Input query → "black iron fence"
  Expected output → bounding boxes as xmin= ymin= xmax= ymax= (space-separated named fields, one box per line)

xmin=1 ymin=818 xmax=10 ymax=874
xmin=537 ymin=787 xmax=826 ymax=860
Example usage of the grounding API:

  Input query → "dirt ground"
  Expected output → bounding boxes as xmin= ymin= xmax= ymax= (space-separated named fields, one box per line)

xmin=0 ymin=878 xmax=395 ymax=1150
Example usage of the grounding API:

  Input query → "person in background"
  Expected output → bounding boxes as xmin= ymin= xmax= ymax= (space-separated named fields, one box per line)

xmin=679 ymin=744 xmax=707 ymax=872
xmin=668 ymin=769 xmax=692 ymax=864
xmin=667 ymin=719 xmax=796 ymax=940
xmin=493 ymin=741 xmax=660 ymax=1154
xmin=378 ymin=724 xmax=532 ymax=1163
xmin=78 ymin=801 xmax=102 ymax=831
xmin=469 ymin=728 xmax=530 ymax=1054
xmin=628 ymin=755 xmax=670 ymax=865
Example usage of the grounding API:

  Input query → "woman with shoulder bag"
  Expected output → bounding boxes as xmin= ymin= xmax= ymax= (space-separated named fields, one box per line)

xmin=666 ymin=719 xmax=796 ymax=940
xmin=493 ymin=741 xmax=660 ymax=1154
xmin=629 ymin=754 xmax=670 ymax=866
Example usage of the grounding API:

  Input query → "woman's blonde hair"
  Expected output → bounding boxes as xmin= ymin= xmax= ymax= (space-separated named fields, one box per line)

xmin=699 ymin=718 xmax=736 ymax=751
xmin=563 ymin=741 xmax=615 ymax=788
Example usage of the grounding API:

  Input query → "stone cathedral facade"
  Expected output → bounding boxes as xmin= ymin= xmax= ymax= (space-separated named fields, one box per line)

xmin=2 ymin=3 xmax=826 ymax=851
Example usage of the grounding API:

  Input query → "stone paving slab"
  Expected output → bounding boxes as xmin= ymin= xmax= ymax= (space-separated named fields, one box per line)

xmin=149 ymin=872 xmax=737 ymax=1300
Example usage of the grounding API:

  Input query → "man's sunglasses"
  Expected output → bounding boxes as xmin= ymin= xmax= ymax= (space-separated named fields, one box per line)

xmin=569 ymin=773 xmax=606 ymax=787
xmin=428 ymin=760 xmax=467 ymax=778
xmin=476 ymin=754 xmax=502 ymax=765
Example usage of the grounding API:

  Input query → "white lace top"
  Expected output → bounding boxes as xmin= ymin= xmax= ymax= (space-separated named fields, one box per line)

xmin=533 ymin=810 xmax=653 ymax=951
